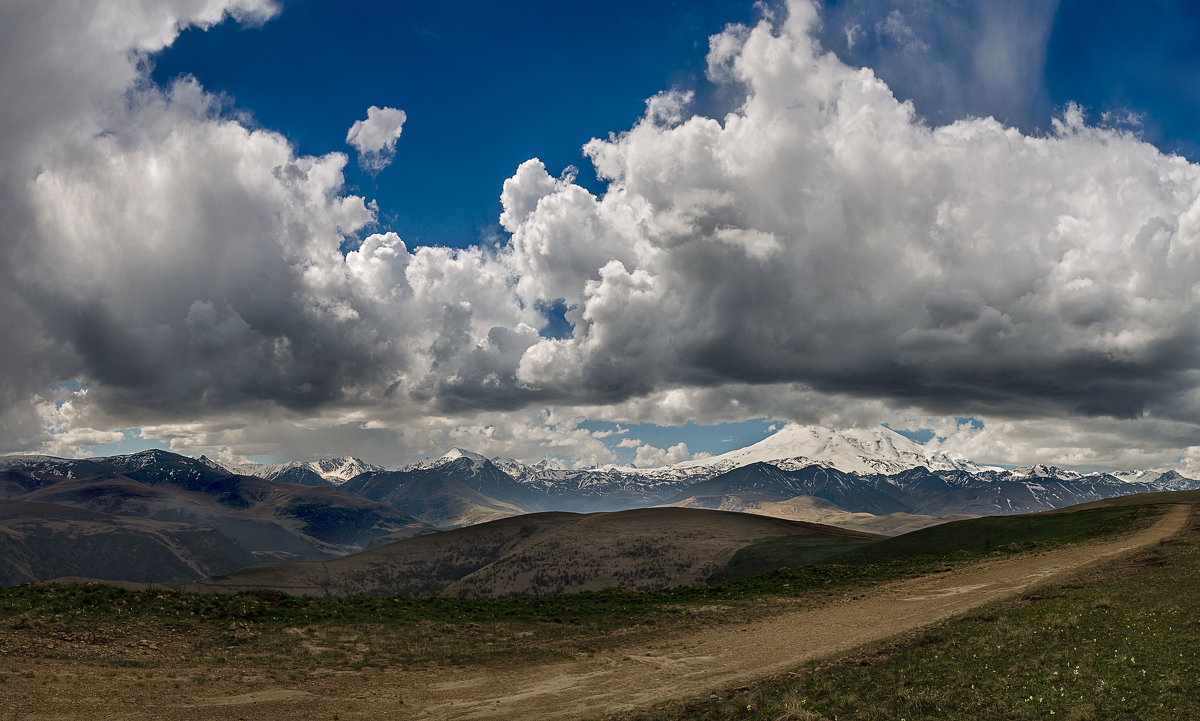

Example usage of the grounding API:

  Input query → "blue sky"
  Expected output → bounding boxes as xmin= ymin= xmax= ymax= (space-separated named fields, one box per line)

xmin=150 ymin=1 xmax=1200 ymax=252
xmin=1047 ymin=1 xmax=1200 ymax=159
xmin=11 ymin=0 xmax=1200 ymax=471
xmin=152 ymin=0 xmax=763 ymax=246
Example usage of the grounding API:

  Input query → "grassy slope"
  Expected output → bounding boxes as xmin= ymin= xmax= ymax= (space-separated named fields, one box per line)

xmin=710 ymin=533 xmax=877 ymax=581
xmin=0 ymin=501 xmax=258 ymax=584
xmin=188 ymin=507 xmax=882 ymax=598
xmin=713 ymin=501 xmax=1158 ymax=583
xmin=200 ymin=500 xmax=1145 ymax=598
xmin=619 ymin=496 xmax=1200 ymax=721
xmin=0 ymin=493 xmax=1185 ymax=676
xmin=838 ymin=504 xmax=1157 ymax=562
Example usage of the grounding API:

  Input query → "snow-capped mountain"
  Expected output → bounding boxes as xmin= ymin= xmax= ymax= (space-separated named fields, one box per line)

xmin=307 ymin=457 xmax=385 ymax=483
xmin=0 ymin=454 xmax=79 ymax=475
xmin=1004 ymin=464 xmax=1084 ymax=480
xmin=405 ymin=448 xmax=490 ymax=471
xmin=469 ymin=424 xmax=995 ymax=511
xmin=460 ymin=424 xmax=1200 ymax=515
xmin=508 ymin=423 xmax=984 ymax=490
xmin=651 ymin=423 xmax=986 ymax=477
xmin=231 ymin=457 xmax=383 ymax=486
xmin=196 ymin=455 xmax=225 ymax=470
xmin=999 ymin=466 xmax=1195 ymax=490
xmin=1110 ymin=469 xmax=1161 ymax=484
xmin=5 ymin=423 xmax=1199 ymax=534
xmin=344 ymin=423 xmax=1200 ymax=515
xmin=0 ymin=454 xmax=118 ymax=483
xmin=1122 ymin=469 xmax=1196 ymax=491
xmin=667 ymin=461 xmax=1194 ymax=519
xmin=491 ymin=456 xmax=570 ymax=484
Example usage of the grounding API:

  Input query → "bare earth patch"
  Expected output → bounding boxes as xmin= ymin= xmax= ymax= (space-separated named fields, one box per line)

xmin=0 ymin=505 xmax=1188 ymax=720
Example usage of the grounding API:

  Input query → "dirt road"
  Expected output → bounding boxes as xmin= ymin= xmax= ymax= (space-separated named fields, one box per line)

xmin=2 ymin=505 xmax=1190 ymax=721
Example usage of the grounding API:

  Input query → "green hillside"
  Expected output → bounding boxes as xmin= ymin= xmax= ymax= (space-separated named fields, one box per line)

xmin=186 ymin=507 xmax=882 ymax=598
xmin=625 ymin=496 xmax=1200 ymax=721
xmin=713 ymin=496 xmax=1164 ymax=583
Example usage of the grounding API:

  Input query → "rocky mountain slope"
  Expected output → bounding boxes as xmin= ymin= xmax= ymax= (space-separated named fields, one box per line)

xmin=0 ymin=500 xmax=258 ymax=585
xmin=340 ymin=453 xmax=536 ymax=528
xmin=0 ymin=450 xmax=435 ymax=585
xmin=226 ymin=457 xmax=384 ymax=487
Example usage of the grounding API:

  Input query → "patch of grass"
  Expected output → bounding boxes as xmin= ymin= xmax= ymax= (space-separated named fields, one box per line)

xmin=712 ymin=535 xmax=877 ymax=582
xmin=618 ymin=509 xmax=1200 ymax=721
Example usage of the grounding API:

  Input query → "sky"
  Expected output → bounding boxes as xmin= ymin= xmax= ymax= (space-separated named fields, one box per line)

xmin=7 ymin=0 xmax=1200 ymax=472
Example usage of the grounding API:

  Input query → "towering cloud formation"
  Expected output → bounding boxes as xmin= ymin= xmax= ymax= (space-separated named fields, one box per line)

xmin=4 ymin=0 xmax=1200 ymax=466
xmin=501 ymin=3 xmax=1200 ymax=428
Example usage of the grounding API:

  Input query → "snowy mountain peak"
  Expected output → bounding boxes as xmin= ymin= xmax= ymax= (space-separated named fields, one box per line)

xmin=1008 ymin=464 xmax=1083 ymax=480
xmin=439 ymin=448 xmax=489 ymax=463
xmin=308 ymin=457 xmax=382 ymax=483
xmin=492 ymin=456 xmax=571 ymax=483
xmin=232 ymin=456 xmax=382 ymax=485
xmin=405 ymin=447 xmax=493 ymax=471
xmin=653 ymin=423 xmax=982 ymax=477
xmin=107 ymin=448 xmax=178 ymax=470
xmin=196 ymin=455 xmax=228 ymax=472
xmin=0 ymin=454 xmax=61 ymax=470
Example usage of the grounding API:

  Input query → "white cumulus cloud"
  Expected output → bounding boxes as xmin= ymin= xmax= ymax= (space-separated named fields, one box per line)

xmin=346 ymin=105 xmax=407 ymax=171
xmin=633 ymin=441 xmax=706 ymax=468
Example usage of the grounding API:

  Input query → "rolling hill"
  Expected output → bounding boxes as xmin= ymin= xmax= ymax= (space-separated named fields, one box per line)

xmin=0 ymin=500 xmax=257 ymax=585
xmin=186 ymin=507 xmax=882 ymax=597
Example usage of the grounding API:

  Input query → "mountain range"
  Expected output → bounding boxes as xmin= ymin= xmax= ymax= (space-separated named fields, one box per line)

xmin=0 ymin=450 xmax=433 ymax=584
xmin=224 ymin=457 xmax=384 ymax=487
xmin=256 ymin=423 xmax=1192 ymax=527
xmin=2 ymin=423 xmax=1197 ymax=586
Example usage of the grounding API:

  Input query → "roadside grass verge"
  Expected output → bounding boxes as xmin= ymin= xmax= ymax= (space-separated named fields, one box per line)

xmin=713 ymin=502 xmax=1159 ymax=582
xmin=617 ymin=506 xmax=1200 ymax=721
xmin=838 ymin=503 xmax=1159 ymax=562
xmin=0 ymin=498 xmax=1179 ymax=671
